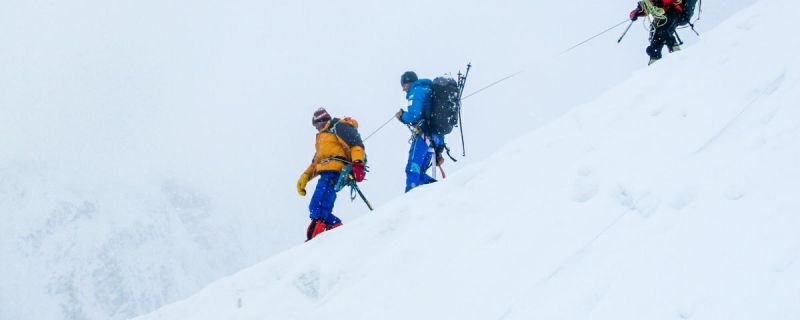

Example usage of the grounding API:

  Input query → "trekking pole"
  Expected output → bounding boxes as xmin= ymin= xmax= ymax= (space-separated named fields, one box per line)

xmin=617 ymin=20 xmax=635 ymax=43
xmin=685 ymin=0 xmax=702 ymax=34
xmin=674 ymin=31 xmax=684 ymax=46
xmin=456 ymin=63 xmax=472 ymax=157
xmin=560 ymin=19 xmax=629 ymax=55
xmin=687 ymin=23 xmax=700 ymax=36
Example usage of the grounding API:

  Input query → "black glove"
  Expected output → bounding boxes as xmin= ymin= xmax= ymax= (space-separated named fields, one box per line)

xmin=395 ymin=109 xmax=405 ymax=122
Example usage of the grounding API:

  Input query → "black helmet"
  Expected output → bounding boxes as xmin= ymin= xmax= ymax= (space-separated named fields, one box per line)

xmin=400 ymin=71 xmax=418 ymax=85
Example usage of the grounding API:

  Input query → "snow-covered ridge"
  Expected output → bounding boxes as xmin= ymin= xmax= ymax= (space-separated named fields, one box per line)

xmin=136 ymin=0 xmax=800 ymax=319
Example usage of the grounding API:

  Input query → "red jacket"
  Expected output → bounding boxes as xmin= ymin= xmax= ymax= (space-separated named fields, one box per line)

xmin=660 ymin=0 xmax=684 ymax=11
xmin=631 ymin=0 xmax=684 ymax=19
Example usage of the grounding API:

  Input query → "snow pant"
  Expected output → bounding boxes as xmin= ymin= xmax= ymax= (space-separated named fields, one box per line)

xmin=309 ymin=171 xmax=342 ymax=226
xmin=646 ymin=11 xmax=681 ymax=60
xmin=405 ymin=134 xmax=436 ymax=193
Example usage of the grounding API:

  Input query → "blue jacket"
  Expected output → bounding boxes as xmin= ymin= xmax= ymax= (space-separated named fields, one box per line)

xmin=400 ymin=79 xmax=432 ymax=128
xmin=400 ymin=79 xmax=446 ymax=147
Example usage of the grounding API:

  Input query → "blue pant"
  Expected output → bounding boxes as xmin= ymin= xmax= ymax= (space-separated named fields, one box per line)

xmin=309 ymin=171 xmax=342 ymax=225
xmin=405 ymin=135 xmax=436 ymax=192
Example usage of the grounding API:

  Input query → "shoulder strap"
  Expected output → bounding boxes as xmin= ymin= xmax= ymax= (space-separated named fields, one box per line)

xmin=326 ymin=121 xmax=353 ymax=163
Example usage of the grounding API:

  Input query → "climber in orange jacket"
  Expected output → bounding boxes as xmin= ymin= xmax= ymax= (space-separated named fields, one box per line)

xmin=296 ymin=108 xmax=366 ymax=241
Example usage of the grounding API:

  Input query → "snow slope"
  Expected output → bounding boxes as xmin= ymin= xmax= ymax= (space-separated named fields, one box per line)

xmin=0 ymin=1 xmax=649 ymax=318
xmin=0 ymin=0 xmax=761 ymax=319
xmin=135 ymin=0 xmax=800 ymax=319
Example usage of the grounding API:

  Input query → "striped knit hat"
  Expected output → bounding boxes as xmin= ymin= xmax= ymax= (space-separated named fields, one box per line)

xmin=312 ymin=107 xmax=332 ymax=124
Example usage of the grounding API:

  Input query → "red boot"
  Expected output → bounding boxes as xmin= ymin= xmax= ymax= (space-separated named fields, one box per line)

xmin=328 ymin=222 xmax=343 ymax=230
xmin=306 ymin=219 xmax=327 ymax=241
xmin=306 ymin=220 xmax=344 ymax=241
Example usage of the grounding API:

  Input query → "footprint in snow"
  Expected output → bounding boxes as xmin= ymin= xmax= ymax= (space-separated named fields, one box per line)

xmin=571 ymin=166 xmax=599 ymax=203
xmin=634 ymin=193 xmax=661 ymax=218
xmin=293 ymin=269 xmax=321 ymax=300
xmin=668 ymin=191 xmax=695 ymax=210
xmin=723 ymin=186 xmax=746 ymax=200
xmin=650 ymin=104 xmax=665 ymax=117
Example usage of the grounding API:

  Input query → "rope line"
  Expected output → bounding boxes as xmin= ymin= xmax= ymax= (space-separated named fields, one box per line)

xmin=363 ymin=69 xmax=524 ymax=141
xmin=462 ymin=70 xmax=525 ymax=101
xmin=363 ymin=115 xmax=397 ymax=142
xmin=559 ymin=19 xmax=629 ymax=56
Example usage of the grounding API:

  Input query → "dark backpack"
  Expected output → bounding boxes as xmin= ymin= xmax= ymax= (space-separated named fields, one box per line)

xmin=425 ymin=77 xmax=460 ymax=135
xmin=677 ymin=0 xmax=700 ymax=26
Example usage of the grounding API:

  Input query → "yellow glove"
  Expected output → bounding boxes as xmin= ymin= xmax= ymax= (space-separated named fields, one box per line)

xmin=297 ymin=173 xmax=310 ymax=196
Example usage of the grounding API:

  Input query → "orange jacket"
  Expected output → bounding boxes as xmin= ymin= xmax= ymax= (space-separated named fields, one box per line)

xmin=303 ymin=118 xmax=366 ymax=178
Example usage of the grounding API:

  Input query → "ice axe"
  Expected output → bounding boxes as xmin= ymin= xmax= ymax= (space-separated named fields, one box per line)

xmin=335 ymin=164 xmax=374 ymax=211
xmin=350 ymin=179 xmax=374 ymax=211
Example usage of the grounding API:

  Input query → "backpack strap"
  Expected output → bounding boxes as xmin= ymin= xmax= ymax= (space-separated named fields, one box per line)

xmin=320 ymin=120 xmax=353 ymax=163
xmin=326 ymin=119 xmax=367 ymax=164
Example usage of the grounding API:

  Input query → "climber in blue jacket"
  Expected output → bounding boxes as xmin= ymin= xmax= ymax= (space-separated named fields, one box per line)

xmin=395 ymin=71 xmax=445 ymax=193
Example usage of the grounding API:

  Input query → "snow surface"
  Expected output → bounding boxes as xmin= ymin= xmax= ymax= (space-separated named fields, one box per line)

xmin=0 ymin=0 xmax=764 ymax=319
xmin=134 ymin=0 xmax=800 ymax=319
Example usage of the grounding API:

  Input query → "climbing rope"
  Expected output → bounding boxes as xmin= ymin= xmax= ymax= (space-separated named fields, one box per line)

xmin=641 ymin=0 xmax=668 ymax=27
xmin=362 ymin=69 xmax=523 ymax=142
